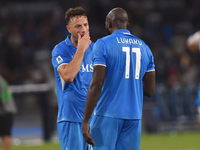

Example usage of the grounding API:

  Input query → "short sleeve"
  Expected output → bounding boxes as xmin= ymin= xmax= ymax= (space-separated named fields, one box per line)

xmin=92 ymin=39 xmax=107 ymax=67
xmin=52 ymin=45 xmax=71 ymax=70
xmin=146 ymin=45 xmax=155 ymax=72
xmin=147 ymin=55 xmax=155 ymax=72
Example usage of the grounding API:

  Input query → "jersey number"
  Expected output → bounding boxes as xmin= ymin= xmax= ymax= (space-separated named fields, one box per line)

xmin=122 ymin=47 xmax=141 ymax=79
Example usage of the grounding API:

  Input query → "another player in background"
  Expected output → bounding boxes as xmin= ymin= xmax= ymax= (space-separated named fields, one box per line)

xmin=52 ymin=7 xmax=93 ymax=150
xmin=0 ymin=75 xmax=17 ymax=150
xmin=194 ymin=85 xmax=200 ymax=127
xmin=82 ymin=7 xmax=155 ymax=150
xmin=186 ymin=31 xmax=200 ymax=127
xmin=186 ymin=30 xmax=200 ymax=52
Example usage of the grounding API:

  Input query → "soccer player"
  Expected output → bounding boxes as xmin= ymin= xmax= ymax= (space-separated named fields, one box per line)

xmin=82 ymin=7 xmax=155 ymax=150
xmin=52 ymin=7 xmax=93 ymax=150
xmin=194 ymin=85 xmax=200 ymax=127
xmin=186 ymin=31 xmax=200 ymax=127
xmin=0 ymin=75 xmax=17 ymax=150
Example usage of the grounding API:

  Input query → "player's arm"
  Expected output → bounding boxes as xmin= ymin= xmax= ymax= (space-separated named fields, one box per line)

xmin=143 ymin=71 xmax=155 ymax=97
xmin=58 ymin=32 xmax=91 ymax=83
xmin=82 ymin=65 xmax=106 ymax=145
xmin=186 ymin=31 xmax=200 ymax=52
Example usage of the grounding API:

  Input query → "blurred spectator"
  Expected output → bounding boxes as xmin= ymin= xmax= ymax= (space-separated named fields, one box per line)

xmin=0 ymin=75 xmax=17 ymax=150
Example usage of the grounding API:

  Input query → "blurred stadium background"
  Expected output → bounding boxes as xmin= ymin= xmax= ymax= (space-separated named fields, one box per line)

xmin=0 ymin=0 xmax=200 ymax=148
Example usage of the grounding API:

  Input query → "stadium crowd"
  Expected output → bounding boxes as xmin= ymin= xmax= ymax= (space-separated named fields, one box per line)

xmin=0 ymin=0 xmax=200 ymax=130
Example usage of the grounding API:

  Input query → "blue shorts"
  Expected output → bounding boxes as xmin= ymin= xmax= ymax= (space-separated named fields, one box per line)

xmin=57 ymin=121 xmax=88 ymax=150
xmin=89 ymin=115 xmax=141 ymax=150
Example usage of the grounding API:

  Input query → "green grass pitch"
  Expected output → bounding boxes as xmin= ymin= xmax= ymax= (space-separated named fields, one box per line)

xmin=11 ymin=131 xmax=200 ymax=150
xmin=141 ymin=131 xmax=200 ymax=150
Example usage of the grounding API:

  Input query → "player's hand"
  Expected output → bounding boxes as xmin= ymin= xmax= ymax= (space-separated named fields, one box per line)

xmin=77 ymin=32 xmax=91 ymax=53
xmin=82 ymin=121 xmax=94 ymax=145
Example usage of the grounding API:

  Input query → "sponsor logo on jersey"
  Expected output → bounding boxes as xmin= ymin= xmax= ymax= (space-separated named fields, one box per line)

xmin=81 ymin=64 xmax=93 ymax=72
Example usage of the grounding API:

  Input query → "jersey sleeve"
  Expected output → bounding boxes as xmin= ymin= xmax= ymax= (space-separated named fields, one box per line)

xmin=145 ymin=45 xmax=155 ymax=72
xmin=52 ymin=45 xmax=71 ymax=70
xmin=93 ymin=39 xmax=107 ymax=67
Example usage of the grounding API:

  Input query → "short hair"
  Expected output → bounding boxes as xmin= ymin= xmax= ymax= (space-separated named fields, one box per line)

xmin=65 ymin=7 xmax=86 ymax=24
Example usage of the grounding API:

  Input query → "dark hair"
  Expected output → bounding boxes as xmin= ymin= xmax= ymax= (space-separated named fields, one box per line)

xmin=65 ymin=7 xmax=86 ymax=24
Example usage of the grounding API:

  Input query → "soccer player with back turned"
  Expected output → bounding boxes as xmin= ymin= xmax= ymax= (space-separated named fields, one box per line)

xmin=52 ymin=7 xmax=94 ymax=150
xmin=82 ymin=7 xmax=156 ymax=150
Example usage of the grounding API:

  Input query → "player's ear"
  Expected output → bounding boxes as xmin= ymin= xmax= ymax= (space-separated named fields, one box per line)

xmin=127 ymin=21 xmax=129 ymax=27
xmin=105 ymin=19 xmax=111 ymax=29
xmin=66 ymin=25 xmax=71 ymax=33
xmin=108 ymin=21 xmax=112 ymax=29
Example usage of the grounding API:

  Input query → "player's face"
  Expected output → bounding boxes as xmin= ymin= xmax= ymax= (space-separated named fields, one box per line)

xmin=67 ymin=16 xmax=89 ymax=46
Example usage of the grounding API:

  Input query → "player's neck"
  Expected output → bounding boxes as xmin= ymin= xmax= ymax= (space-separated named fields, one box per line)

xmin=70 ymin=37 xmax=78 ymax=47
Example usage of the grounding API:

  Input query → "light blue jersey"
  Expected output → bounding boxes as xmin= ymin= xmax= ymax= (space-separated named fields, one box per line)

xmin=93 ymin=29 xmax=155 ymax=119
xmin=52 ymin=36 xmax=94 ymax=123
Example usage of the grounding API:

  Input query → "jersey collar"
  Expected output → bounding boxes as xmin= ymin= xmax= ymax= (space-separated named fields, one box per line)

xmin=65 ymin=35 xmax=76 ymax=47
xmin=112 ymin=29 xmax=131 ymax=35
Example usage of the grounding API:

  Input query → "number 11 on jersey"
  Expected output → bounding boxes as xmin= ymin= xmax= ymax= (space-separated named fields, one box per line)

xmin=122 ymin=47 xmax=141 ymax=79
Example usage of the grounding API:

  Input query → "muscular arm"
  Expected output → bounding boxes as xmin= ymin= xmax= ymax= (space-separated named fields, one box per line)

xmin=83 ymin=65 xmax=106 ymax=122
xmin=58 ymin=32 xmax=91 ymax=83
xmin=82 ymin=65 xmax=106 ymax=145
xmin=143 ymin=71 xmax=155 ymax=97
